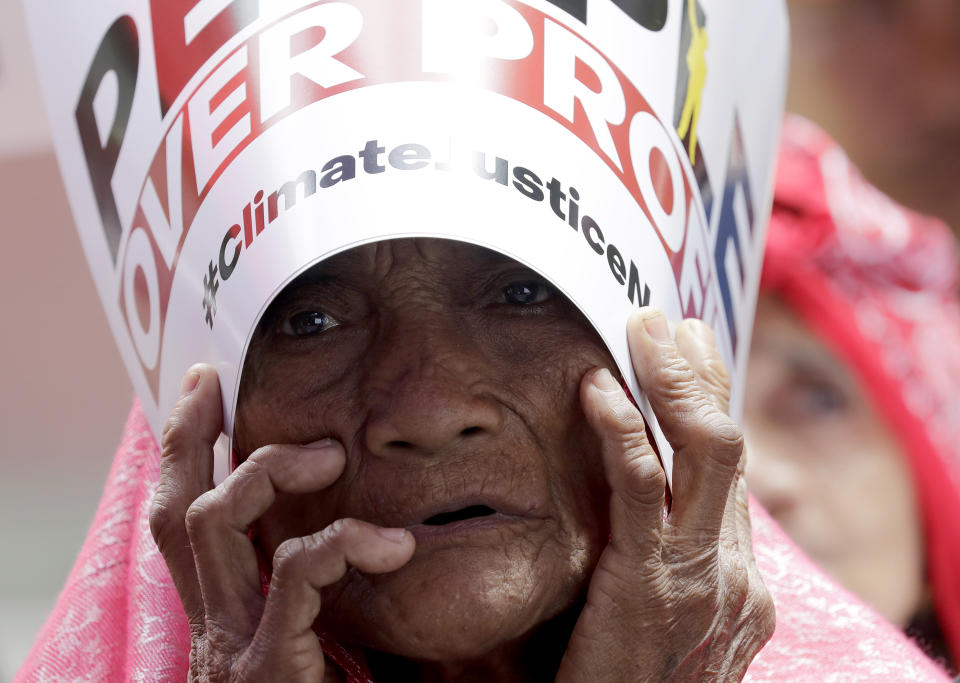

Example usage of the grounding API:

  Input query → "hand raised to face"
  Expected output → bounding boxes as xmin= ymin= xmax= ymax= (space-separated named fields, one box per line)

xmin=557 ymin=309 xmax=775 ymax=682
xmin=149 ymin=367 xmax=416 ymax=682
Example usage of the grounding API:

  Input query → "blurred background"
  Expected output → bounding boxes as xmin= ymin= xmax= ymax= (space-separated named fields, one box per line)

xmin=0 ymin=1 xmax=132 ymax=678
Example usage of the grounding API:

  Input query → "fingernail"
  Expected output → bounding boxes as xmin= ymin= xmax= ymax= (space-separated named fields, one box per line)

xmin=304 ymin=439 xmax=336 ymax=449
xmin=691 ymin=319 xmax=716 ymax=348
xmin=642 ymin=310 xmax=671 ymax=344
xmin=377 ymin=527 xmax=409 ymax=543
xmin=591 ymin=367 xmax=620 ymax=393
xmin=180 ymin=368 xmax=201 ymax=396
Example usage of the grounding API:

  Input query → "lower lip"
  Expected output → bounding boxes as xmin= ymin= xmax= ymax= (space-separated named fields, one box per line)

xmin=407 ymin=513 xmax=534 ymax=545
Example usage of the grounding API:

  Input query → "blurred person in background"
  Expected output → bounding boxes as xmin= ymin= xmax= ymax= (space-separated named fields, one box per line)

xmin=786 ymin=0 xmax=960 ymax=232
xmin=746 ymin=117 xmax=960 ymax=672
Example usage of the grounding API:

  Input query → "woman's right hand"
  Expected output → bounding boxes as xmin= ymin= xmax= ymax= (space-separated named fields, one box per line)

xmin=149 ymin=364 xmax=416 ymax=682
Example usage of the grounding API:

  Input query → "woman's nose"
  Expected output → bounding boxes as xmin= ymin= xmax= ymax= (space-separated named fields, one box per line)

xmin=362 ymin=325 xmax=504 ymax=458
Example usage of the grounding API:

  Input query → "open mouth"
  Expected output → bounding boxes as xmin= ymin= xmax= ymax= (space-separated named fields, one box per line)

xmin=422 ymin=505 xmax=496 ymax=526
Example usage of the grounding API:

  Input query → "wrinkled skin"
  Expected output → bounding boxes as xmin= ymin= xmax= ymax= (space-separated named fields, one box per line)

xmin=150 ymin=239 xmax=774 ymax=682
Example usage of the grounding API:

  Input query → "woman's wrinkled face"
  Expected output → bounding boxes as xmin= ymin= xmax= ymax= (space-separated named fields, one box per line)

xmin=235 ymin=238 xmax=612 ymax=661
xmin=743 ymin=294 xmax=924 ymax=626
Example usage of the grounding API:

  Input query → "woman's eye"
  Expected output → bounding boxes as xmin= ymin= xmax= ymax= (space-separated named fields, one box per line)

xmin=502 ymin=281 xmax=551 ymax=305
xmin=798 ymin=383 xmax=848 ymax=416
xmin=769 ymin=380 xmax=849 ymax=424
xmin=283 ymin=311 xmax=339 ymax=337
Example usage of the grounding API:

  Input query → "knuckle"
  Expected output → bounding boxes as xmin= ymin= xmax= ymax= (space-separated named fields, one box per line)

xmin=239 ymin=445 xmax=292 ymax=487
xmin=685 ymin=408 xmax=743 ymax=468
xmin=725 ymin=557 xmax=751 ymax=601
xmin=148 ymin=494 xmax=184 ymax=556
xmin=710 ymin=415 xmax=745 ymax=463
xmin=621 ymin=454 xmax=667 ymax=502
xmin=273 ymin=536 xmax=310 ymax=578
xmin=244 ymin=444 xmax=276 ymax=468
xmin=148 ymin=494 xmax=175 ymax=545
xmin=160 ymin=411 xmax=192 ymax=460
xmin=311 ymin=518 xmax=366 ymax=559
xmin=184 ymin=493 xmax=219 ymax=539
xmin=323 ymin=517 xmax=362 ymax=545
xmin=745 ymin=583 xmax=777 ymax=644
xmin=149 ymin=492 xmax=173 ymax=541
xmin=232 ymin=453 xmax=267 ymax=485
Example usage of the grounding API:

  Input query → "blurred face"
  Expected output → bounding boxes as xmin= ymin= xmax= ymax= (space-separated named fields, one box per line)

xmin=787 ymin=0 xmax=960 ymax=230
xmin=743 ymin=294 xmax=924 ymax=626
xmin=234 ymin=238 xmax=612 ymax=662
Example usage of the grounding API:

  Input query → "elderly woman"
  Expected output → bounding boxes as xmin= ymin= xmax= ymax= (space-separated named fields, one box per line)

xmin=746 ymin=117 xmax=960 ymax=671
xmin=16 ymin=188 xmax=954 ymax=683
xmin=151 ymin=238 xmax=772 ymax=681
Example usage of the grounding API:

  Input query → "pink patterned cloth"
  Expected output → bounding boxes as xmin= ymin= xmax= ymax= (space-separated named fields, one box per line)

xmin=15 ymin=402 xmax=190 ymax=682
xmin=14 ymin=406 xmax=950 ymax=681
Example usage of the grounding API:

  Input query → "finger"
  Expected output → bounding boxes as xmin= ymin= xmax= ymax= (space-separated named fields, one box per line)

xmin=246 ymin=519 xmax=415 ymax=673
xmin=581 ymin=367 xmax=665 ymax=558
xmin=149 ymin=364 xmax=223 ymax=627
xmin=185 ymin=439 xmax=347 ymax=636
xmin=674 ymin=319 xmax=742 ymax=546
xmin=627 ymin=308 xmax=742 ymax=537
xmin=674 ymin=319 xmax=731 ymax=415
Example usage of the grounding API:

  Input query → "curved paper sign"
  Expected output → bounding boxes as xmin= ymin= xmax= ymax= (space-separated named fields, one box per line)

xmin=25 ymin=0 xmax=788 ymax=485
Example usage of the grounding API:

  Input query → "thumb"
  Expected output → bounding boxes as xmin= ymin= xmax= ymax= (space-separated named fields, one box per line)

xmin=581 ymin=367 xmax=665 ymax=557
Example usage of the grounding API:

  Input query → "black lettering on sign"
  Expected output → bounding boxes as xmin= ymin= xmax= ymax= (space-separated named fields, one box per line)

xmin=389 ymin=143 xmax=432 ymax=171
xmin=512 ymin=166 xmax=545 ymax=201
xmin=268 ymin=170 xmax=318 ymax=222
xmin=609 ymin=0 xmax=669 ymax=31
xmin=542 ymin=0 xmax=668 ymax=30
xmin=628 ymin=261 xmax=652 ymax=306
xmin=74 ymin=16 xmax=139 ymax=266
xmin=543 ymin=0 xmax=587 ymax=23
xmin=219 ymin=224 xmax=241 ymax=280
xmin=473 ymin=151 xmax=508 ymax=186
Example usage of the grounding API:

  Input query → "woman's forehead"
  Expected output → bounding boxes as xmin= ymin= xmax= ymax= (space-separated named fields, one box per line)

xmin=287 ymin=238 xmax=525 ymax=287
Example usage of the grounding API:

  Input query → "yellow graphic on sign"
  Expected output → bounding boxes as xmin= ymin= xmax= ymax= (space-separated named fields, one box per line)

xmin=676 ymin=0 xmax=708 ymax=165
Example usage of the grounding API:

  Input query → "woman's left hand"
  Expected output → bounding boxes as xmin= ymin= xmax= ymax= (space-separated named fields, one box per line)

xmin=556 ymin=308 xmax=775 ymax=682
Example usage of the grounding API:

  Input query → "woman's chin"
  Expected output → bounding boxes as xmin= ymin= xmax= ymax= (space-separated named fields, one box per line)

xmin=322 ymin=543 xmax=588 ymax=662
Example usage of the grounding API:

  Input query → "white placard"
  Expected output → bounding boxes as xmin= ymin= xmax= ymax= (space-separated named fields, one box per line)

xmin=24 ymin=0 xmax=788 ymax=485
